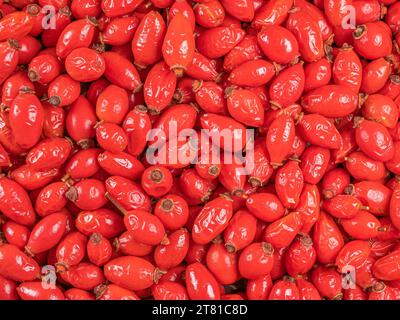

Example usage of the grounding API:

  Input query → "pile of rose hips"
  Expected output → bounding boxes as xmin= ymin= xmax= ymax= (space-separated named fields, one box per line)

xmin=1 ymin=0 xmax=400 ymax=301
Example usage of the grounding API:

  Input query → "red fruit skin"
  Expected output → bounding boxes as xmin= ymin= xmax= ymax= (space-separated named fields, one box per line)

xmin=246 ymin=274 xmax=273 ymax=300
xmin=226 ymin=88 xmax=264 ymax=127
xmin=65 ymin=148 xmax=101 ymax=180
xmin=101 ymin=0 xmax=143 ymax=17
xmin=1 ymin=71 xmax=34 ymax=106
xmin=98 ymin=151 xmax=144 ymax=180
xmin=313 ymin=212 xmax=345 ymax=264
xmin=206 ymin=243 xmax=239 ymax=285
xmin=65 ymin=95 xmax=97 ymax=144
xmin=332 ymin=46 xmax=362 ymax=93
xmin=104 ymin=256 xmax=158 ymax=291
xmin=194 ymin=81 xmax=227 ymax=114
xmin=0 ymin=11 xmax=34 ymax=41
xmin=324 ymin=0 xmax=353 ymax=27
xmin=363 ymin=94 xmax=399 ymax=129
xmin=185 ymin=262 xmax=221 ymax=300
xmin=9 ymin=92 xmax=44 ymax=149
xmin=0 ymin=177 xmax=36 ymax=226
xmin=194 ymin=1 xmax=225 ymax=29
xmin=56 ymin=231 xmax=87 ymax=269
xmin=105 ymin=176 xmax=151 ymax=212
xmin=298 ymin=114 xmax=342 ymax=149
xmin=66 ymin=179 xmax=107 ymax=211
xmin=0 ymin=274 xmax=19 ymax=300
xmin=223 ymin=35 xmax=263 ymax=71
xmin=154 ymin=228 xmax=189 ymax=270
xmin=87 ymin=233 xmax=113 ymax=266
xmin=143 ymin=61 xmax=177 ymax=114
xmin=266 ymin=114 xmax=295 ymax=166
xmin=246 ymin=193 xmax=285 ymax=222
xmin=286 ymin=8 xmax=324 ymax=62
xmin=95 ymin=122 xmax=128 ymax=153
xmin=162 ymin=13 xmax=195 ymax=75
xmin=56 ymin=18 xmax=96 ymax=58
xmin=151 ymin=281 xmax=188 ymax=300
xmin=390 ymin=188 xmax=400 ymax=230
xmin=341 ymin=211 xmax=381 ymax=239
xmin=321 ymin=168 xmax=350 ymax=199
xmin=65 ymin=47 xmax=105 ymax=82
xmin=192 ymin=196 xmax=233 ymax=245
xmin=60 ymin=262 xmax=105 ymax=290
xmin=239 ymin=242 xmax=274 ymax=280
xmin=101 ymin=16 xmax=139 ymax=46
xmin=141 ymin=166 xmax=173 ymax=198
xmin=11 ymin=165 xmax=59 ymax=191
xmin=296 ymin=278 xmax=321 ymax=300
xmin=361 ymin=58 xmax=391 ymax=94
xmin=269 ymin=63 xmax=305 ymax=108
xmin=154 ymin=194 xmax=189 ymax=230
xmin=76 ymin=209 xmax=125 ymax=238
xmin=252 ymin=0 xmax=293 ymax=29
xmin=96 ymin=84 xmax=129 ymax=124
xmin=116 ymin=231 xmax=153 ymax=257
xmin=275 ymin=160 xmax=304 ymax=209
xmin=295 ymin=183 xmax=320 ymax=233
xmin=311 ymin=266 xmax=343 ymax=300
xmin=223 ymin=209 xmax=257 ymax=253
xmin=285 ymin=235 xmax=316 ymax=276
xmin=302 ymin=85 xmax=358 ymax=117
xmin=97 ymin=284 xmax=139 ymax=300
xmin=196 ymin=26 xmax=245 ymax=59
xmin=335 ymin=240 xmax=371 ymax=272
xmin=2 ymin=221 xmax=30 ymax=249
xmin=0 ymin=40 xmax=19 ymax=85
xmin=300 ymin=146 xmax=330 ymax=184
xmin=64 ymin=288 xmax=95 ymax=300
xmin=304 ymin=58 xmax=332 ymax=92
xmin=124 ymin=210 xmax=167 ymax=246
xmin=17 ymin=282 xmax=64 ymax=300
xmin=228 ymin=60 xmax=275 ymax=87
xmin=352 ymin=181 xmax=391 ymax=216
xmin=26 ymin=138 xmax=71 ymax=171
xmin=344 ymin=285 xmax=368 ymax=300
xmin=26 ymin=212 xmax=67 ymax=255
xmin=345 ymin=151 xmax=386 ymax=181
xmin=323 ymin=194 xmax=365 ymax=219
xmin=123 ymin=105 xmax=152 ymax=156
xmin=353 ymin=21 xmax=392 ymax=60
xmin=373 ymin=250 xmax=400 ymax=281
xmin=355 ymin=119 xmax=394 ymax=162
xmin=257 ymin=25 xmax=299 ymax=64
xmin=102 ymin=52 xmax=142 ymax=92
xmin=200 ymin=113 xmax=247 ymax=152
xmin=47 ymin=74 xmax=81 ymax=107
xmin=132 ymin=11 xmax=166 ymax=68
xmin=268 ymin=279 xmax=300 ymax=300
xmin=263 ymin=212 xmax=303 ymax=248
xmin=0 ymin=244 xmax=39 ymax=281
